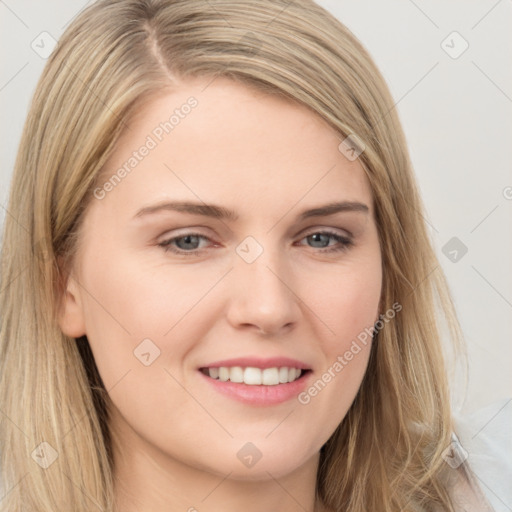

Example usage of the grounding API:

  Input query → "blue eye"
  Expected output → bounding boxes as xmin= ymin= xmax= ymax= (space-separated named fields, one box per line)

xmin=300 ymin=231 xmax=353 ymax=253
xmin=158 ymin=233 xmax=210 ymax=255
xmin=158 ymin=231 xmax=353 ymax=256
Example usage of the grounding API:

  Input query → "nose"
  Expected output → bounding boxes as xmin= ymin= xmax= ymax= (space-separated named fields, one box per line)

xmin=225 ymin=246 xmax=301 ymax=336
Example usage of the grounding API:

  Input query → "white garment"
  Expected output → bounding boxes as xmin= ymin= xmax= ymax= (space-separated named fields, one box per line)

xmin=453 ymin=398 xmax=512 ymax=512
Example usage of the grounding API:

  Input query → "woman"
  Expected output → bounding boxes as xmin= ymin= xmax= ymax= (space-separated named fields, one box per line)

xmin=0 ymin=0 xmax=500 ymax=510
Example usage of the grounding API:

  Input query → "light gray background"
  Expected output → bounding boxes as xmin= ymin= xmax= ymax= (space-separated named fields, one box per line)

xmin=1 ymin=1 xmax=511 ymax=415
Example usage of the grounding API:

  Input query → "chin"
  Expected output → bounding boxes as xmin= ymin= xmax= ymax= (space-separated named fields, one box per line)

xmin=197 ymin=441 xmax=318 ymax=482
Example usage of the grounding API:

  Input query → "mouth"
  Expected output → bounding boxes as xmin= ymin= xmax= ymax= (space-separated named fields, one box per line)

xmin=198 ymin=356 xmax=313 ymax=406
xmin=198 ymin=358 xmax=312 ymax=406
xmin=200 ymin=366 xmax=310 ymax=386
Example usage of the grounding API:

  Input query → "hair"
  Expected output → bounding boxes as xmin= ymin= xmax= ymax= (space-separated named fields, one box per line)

xmin=0 ymin=0 xmax=484 ymax=510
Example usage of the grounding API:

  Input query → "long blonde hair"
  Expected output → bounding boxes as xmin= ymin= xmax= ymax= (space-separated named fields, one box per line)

xmin=0 ymin=0 xmax=468 ymax=510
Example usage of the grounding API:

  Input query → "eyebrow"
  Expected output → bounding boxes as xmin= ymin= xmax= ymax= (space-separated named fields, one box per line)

xmin=133 ymin=200 xmax=369 ymax=221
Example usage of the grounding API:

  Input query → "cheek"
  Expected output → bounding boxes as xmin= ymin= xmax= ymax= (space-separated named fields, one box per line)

xmin=295 ymin=252 xmax=381 ymax=422
xmin=76 ymin=250 xmax=227 ymax=391
xmin=79 ymin=249 xmax=211 ymax=339
xmin=76 ymin=256 xmax=207 ymax=436
xmin=307 ymin=256 xmax=382 ymax=353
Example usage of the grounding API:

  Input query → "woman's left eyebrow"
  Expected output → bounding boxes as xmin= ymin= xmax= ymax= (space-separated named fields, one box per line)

xmin=298 ymin=201 xmax=369 ymax=219
xmin=132 ymin=200 xmax=369 ymax=221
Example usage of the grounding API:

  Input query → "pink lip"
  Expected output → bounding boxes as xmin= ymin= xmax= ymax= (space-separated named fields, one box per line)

xmin=198 ymin=356 xmax=312 ymax=406
xmin=199 ymin=371 xmax=311 ymax=406
xmin=201 ymin=356 xmax=310 ymax=370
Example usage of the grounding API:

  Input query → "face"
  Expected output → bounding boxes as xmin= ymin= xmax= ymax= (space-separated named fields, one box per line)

xmin=59 ymin=76 xmax=382 ymax=481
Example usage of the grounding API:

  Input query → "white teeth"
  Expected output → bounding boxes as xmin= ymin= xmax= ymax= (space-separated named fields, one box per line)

xmin=262 ymin=368 xmax=279 ymax=385
xmin=206 ymin=366 xmax=303 ymax=385
xmin=230 ymin=366 xmax=244 ymax=383
xmin=244 ymin=367 xmax=262 ymax=385
xmin=278 ymin=367 xmax=289 ymax=383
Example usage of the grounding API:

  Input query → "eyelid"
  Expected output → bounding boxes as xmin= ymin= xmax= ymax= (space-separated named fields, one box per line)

xmin=156 ymin=226 xmax=212 ymax=242
xmin=157 ymin=225 xmax=352 ymax=245
xmin=300 ymin=225 xmax=353 ymax=239
xmin=157 ymin=226 xmax=354 ymax=257
xmin=295 ymin=229 xmax=354 ymax=253
xmin=157 ymin=232 xmax=213 ymax=256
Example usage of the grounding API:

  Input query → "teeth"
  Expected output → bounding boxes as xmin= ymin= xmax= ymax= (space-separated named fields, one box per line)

xmin=206 ymin=366 xmax=303 ymax=385
xmin=218 ymin=367 xmax=229 ymax=382
xmin=230 ymin=366 xmax=244 ymax=383
xmin=244 ymin=367 xmax=262 ymax=385
xmin=262 ymin=368 xmax=279 ymax=385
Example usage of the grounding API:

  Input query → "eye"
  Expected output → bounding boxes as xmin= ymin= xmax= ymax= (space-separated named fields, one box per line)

xmin=157 ymin=230 xmax=353 ymax=257
xmin=297 ymin=230 xmax=353 ymax=253
xmin=158 ymin=233 xmax=213 ymax=256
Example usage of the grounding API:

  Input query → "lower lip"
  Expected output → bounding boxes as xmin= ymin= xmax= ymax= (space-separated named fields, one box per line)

xmin=199 ymin=371 xmax=311 ymax=406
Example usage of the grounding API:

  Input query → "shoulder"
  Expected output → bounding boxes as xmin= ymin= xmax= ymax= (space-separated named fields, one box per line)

xmin=452 ymin=398 xmax=512 ymax=512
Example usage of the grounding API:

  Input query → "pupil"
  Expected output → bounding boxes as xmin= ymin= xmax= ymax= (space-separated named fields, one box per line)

xmin=178 ymin=235 xmax=199 ymax=250
xmin=309 ymin=233 xmax=329 ymax=248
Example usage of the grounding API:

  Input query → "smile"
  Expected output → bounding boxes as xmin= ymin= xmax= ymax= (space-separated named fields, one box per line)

xmin=198 ymin=356 xmax=312 ymax=405
xmin=201 ymin=366 xmax=304 ymax=385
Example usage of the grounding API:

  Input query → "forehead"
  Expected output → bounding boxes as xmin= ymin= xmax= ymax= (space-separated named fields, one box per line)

xmin=92 ymin=76 xmax=374 ymax=222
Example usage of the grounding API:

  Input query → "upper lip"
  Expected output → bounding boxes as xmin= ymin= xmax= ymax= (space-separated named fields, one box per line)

xmin=200 ymin=356 xmax=311 ymax=370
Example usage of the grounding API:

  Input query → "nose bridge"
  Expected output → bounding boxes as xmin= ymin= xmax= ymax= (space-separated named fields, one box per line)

xmin=226 ymin=235 xmax=300 ymax=333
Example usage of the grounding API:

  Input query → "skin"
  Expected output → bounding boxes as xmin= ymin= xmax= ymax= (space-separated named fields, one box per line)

xmin=58 ymin=76 xmax=382 ymax=512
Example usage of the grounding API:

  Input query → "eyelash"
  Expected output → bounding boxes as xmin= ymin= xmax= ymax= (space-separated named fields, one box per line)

xmin=157 ymin=230 xmax=354 ymax=256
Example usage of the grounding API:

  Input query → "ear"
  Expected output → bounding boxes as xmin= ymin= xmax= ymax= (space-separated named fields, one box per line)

xmin=57 ymin=263 xmax=86 ymax=338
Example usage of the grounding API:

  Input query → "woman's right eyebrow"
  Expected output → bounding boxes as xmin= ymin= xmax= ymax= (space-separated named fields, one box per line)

xmin=133 ymin=201 xmax=239 ymax=221
xmin=132 ymin=200 xmax=369 ymax=222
